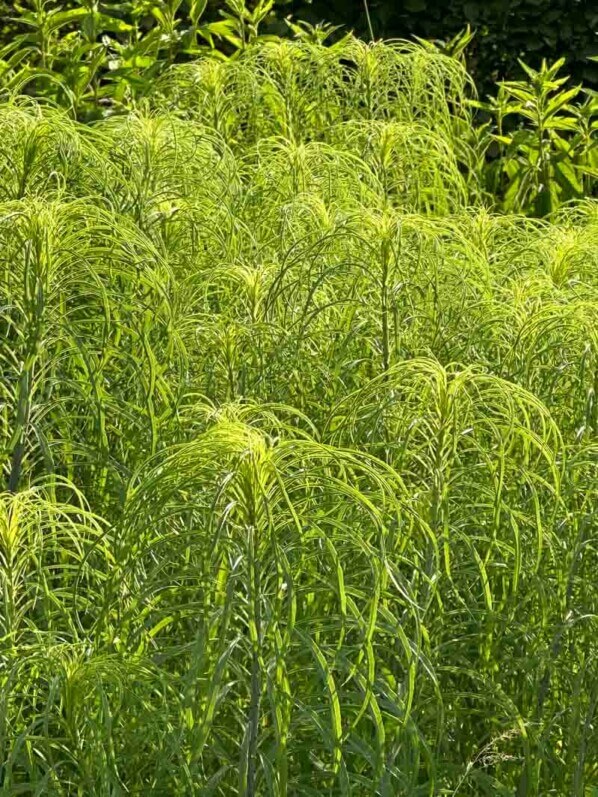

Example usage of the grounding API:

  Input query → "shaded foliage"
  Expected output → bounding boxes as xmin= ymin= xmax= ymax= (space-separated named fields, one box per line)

xmin=286 ymin=0 xmax=598 ymax=92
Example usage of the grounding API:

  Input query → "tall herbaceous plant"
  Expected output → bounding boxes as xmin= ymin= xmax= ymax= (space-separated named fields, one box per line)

xmin=0 ymin=37 xmax=596 ymax=796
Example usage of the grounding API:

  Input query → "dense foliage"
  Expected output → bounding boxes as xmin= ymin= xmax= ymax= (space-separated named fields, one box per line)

xmin=0 ymin=0 xmax=246 ymax=118
xmin=289 ymin=0 xmax=598 ymax=91
xmin=2 ymin=0 xmax=597 ymax=114
xmin=0 ymin=36 xmax=597 ymax=795
xmin=1 ymin=2 xmax=596 ymax=217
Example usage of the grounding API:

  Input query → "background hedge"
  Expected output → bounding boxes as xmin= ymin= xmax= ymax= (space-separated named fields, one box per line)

xmin=281 ymin=0 xmax=598 ymax=91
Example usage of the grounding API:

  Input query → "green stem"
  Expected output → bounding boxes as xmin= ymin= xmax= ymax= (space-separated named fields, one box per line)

xmin=363 ymin=0 xmax=375 ymax=41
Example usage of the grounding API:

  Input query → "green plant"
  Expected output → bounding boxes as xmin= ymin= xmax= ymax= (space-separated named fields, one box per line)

xmin=0 ymin=0 xmax=239 ymax=118
xmin=220 ymin=0 xmax=277 ymax=49
xmin=0 ymin=36 xmax=597 ymax=796
xmin=475 ymin=58 xmax=597 ymax=216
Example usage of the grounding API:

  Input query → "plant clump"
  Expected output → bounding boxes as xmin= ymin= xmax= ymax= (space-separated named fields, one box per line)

xmin=0 ymin=37 xmax=597 ymax=796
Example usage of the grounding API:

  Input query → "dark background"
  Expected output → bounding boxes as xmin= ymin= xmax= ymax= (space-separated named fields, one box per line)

xmin=278 ymin=0 xmax=598 ymax=91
